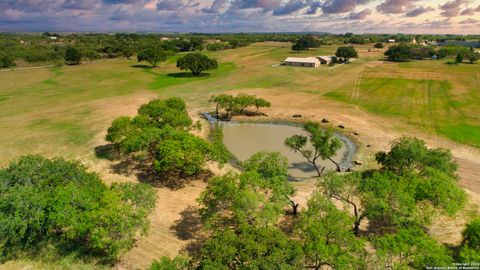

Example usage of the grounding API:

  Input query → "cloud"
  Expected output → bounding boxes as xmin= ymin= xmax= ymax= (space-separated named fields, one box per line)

xmin=1 ymin=9 xmax=27 ymax=21
xmin=232 ymin=0 xmax=282 ymax=11
xmin=103 ymin=0 xmax=144 ymax=4
xmin=63 ymin=0 xmax=101 ymax=10
xmin=459 ymin=18 xmax=479 ymax=24
xmin=322 ymin=0 xmax=371 ymax=14
xmin=439 ymin=0 xmax=469 ymax=17
xmin=202 ymin=0 xmax=227 ymax=13
xmin=0 ymin=0 xmax=62 ymax=12
xmin=405 ymin=6 xmax=435 ymax=17
xmin=305 ymin=1 xmax=321 ymax=14
xmin=348 ymin=8 xmax=372 ymax=19
xmin=476 ymin=5 xmax=480 ymax=11
xmin=273 ymin=0 xmax=308 ymax=16
xmin=156 ymin=0 xmax=180 ymax=11
xmin=460 ymin=8 xmax=475 ymax=15
xmin=376 ymin=0 xmax=419 ymax=14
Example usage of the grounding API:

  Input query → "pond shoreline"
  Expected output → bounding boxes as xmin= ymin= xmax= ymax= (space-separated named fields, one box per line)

xmin=203 ymin=113 xmax=359 ymax=176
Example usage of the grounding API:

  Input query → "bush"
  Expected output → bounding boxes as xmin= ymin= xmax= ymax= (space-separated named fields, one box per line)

xmin=0 ymin=54 xmax=16 ymax=68
xmin=0 ymin=155 xmax=156 ymax=261
xmin=65 ymin=47 xmax=82 ymax=65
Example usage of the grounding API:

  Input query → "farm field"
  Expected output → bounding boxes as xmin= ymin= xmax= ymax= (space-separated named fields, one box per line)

xmin=1 ymin=42 xmax=480 ymax=269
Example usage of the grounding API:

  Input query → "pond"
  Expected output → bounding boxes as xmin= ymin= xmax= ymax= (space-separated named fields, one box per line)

xmin=222 ymin=122 xmax=356 ymax=181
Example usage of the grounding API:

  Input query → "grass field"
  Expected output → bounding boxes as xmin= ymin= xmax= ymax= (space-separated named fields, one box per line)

xmin=325 ymin=58 xmax=480 ymax=147
xmin=1 ymin=42 xmax=480 ymax=269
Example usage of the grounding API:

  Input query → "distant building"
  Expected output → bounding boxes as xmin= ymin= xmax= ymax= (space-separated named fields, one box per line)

xmin=388 ymin=39 xmax=395 ymax=43
xmin=283 ymin=57 xmax=320 ymax=68
xmin=49 ymin=36 xmax=57 ymax=41
xmin=317 ymin=56 xmax=333 ymax=65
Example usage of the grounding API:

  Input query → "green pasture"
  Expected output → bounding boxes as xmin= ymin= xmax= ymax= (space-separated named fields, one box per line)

xmin=325 ymin=58 xmax=480 ymax=147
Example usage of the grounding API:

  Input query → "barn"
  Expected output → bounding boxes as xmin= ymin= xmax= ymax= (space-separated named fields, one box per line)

xmin=283 ymin=57 xmax=320 ymax=68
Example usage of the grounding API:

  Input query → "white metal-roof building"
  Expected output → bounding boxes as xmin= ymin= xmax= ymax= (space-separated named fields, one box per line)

xmin=283 ymin=57 xmax=320 ymax=68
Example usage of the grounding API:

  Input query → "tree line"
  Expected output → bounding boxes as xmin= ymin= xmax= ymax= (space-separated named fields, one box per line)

xmin=385 ymin=43 xmax=479 ymax=63
xmin=2 ymin=32 xmax=478 ymax=68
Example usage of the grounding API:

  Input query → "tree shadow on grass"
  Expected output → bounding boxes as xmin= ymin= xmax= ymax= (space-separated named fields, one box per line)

xmin=167 ymin=72 xmax=211 ymax=78
xmin=171 ymin=206 xmax=203 ymax=241
xmin=171 ymin=206 xmax=208 ymax=257
xmin=94 ymin=144 xmax=121 ymax=161
xmin=130 ymin=64 xmax=154 ymax=69
xmin=105 ymin=154 xmax=214 ymax=190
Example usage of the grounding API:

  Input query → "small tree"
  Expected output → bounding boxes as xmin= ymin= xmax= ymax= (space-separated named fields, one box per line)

xmin=65 ymin=47 xmax=81 ymax=65
xmin=208 ymin=94 xmax=235 ymax=118
xmin=233 ymin=93 xmax=256 ymax=114
xmin=176 ymin=53 xmax=218 ymax=76
xmin=137 ymin=47 xmax=167 ymax=67
xmin=374 ymin=42 xmax=384 ymax=50
xmin=284 ymin=122 xmax=342 ymax=177
xmin=0 ymin=54 xmax=16 ymax=68
xmin=468 ymin=52 xmax=479 ymax=64
xmin=253 ymin=98 xmax=271 ymax=115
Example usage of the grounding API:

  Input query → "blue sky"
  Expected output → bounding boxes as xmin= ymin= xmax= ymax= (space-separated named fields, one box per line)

xmin=0 ymin=0 xmax=479 ymax=33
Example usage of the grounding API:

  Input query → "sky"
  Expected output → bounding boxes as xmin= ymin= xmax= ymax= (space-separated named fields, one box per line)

xmin=0 ymin=0 xmax=479 ymax=34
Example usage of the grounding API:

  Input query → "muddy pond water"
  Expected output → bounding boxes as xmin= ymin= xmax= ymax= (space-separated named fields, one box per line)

xmin=222 ymin=122 xmax=356 ymax=181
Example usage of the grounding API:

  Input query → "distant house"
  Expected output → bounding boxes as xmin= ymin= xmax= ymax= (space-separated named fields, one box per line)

xmin=388 ymin=39 xmax=395 ymax=43
xmin=283 ymin=57 xmax=320 ymax=68
xmin=49 ymin=36 xmax=58 ymax=41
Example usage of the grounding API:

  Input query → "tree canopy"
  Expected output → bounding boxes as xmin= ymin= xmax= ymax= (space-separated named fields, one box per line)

xmin=176 ymin=53 xmax=218 ymax=76
xmin=459 ymin=219 xmax=480 ymax=262
xmin=373 ymin=228 xmax=452 ymax=269
xmin=0 ymin=155 xmax=156 ymax=261
xmin=375 ymin=136 xmax=457 ymax=177
xmin=137 ymin=46 xmax=167 ymax=67
xmin=284 ymin=122 xmax=342 ymax=176
xmin=291 ymin=35 xmax=320 ymax=52
xmin=198 ymin=225 xmax=303 ymax=269
xmin=335 ymin=46 xmax=358 ymax=62
xmin=297 ymin=193 xmax=366 ymax=269
xmin=105 ymin=97 xmax=229 ymax=177
xmin=65 ymin=47 xmax=81 ymax=65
